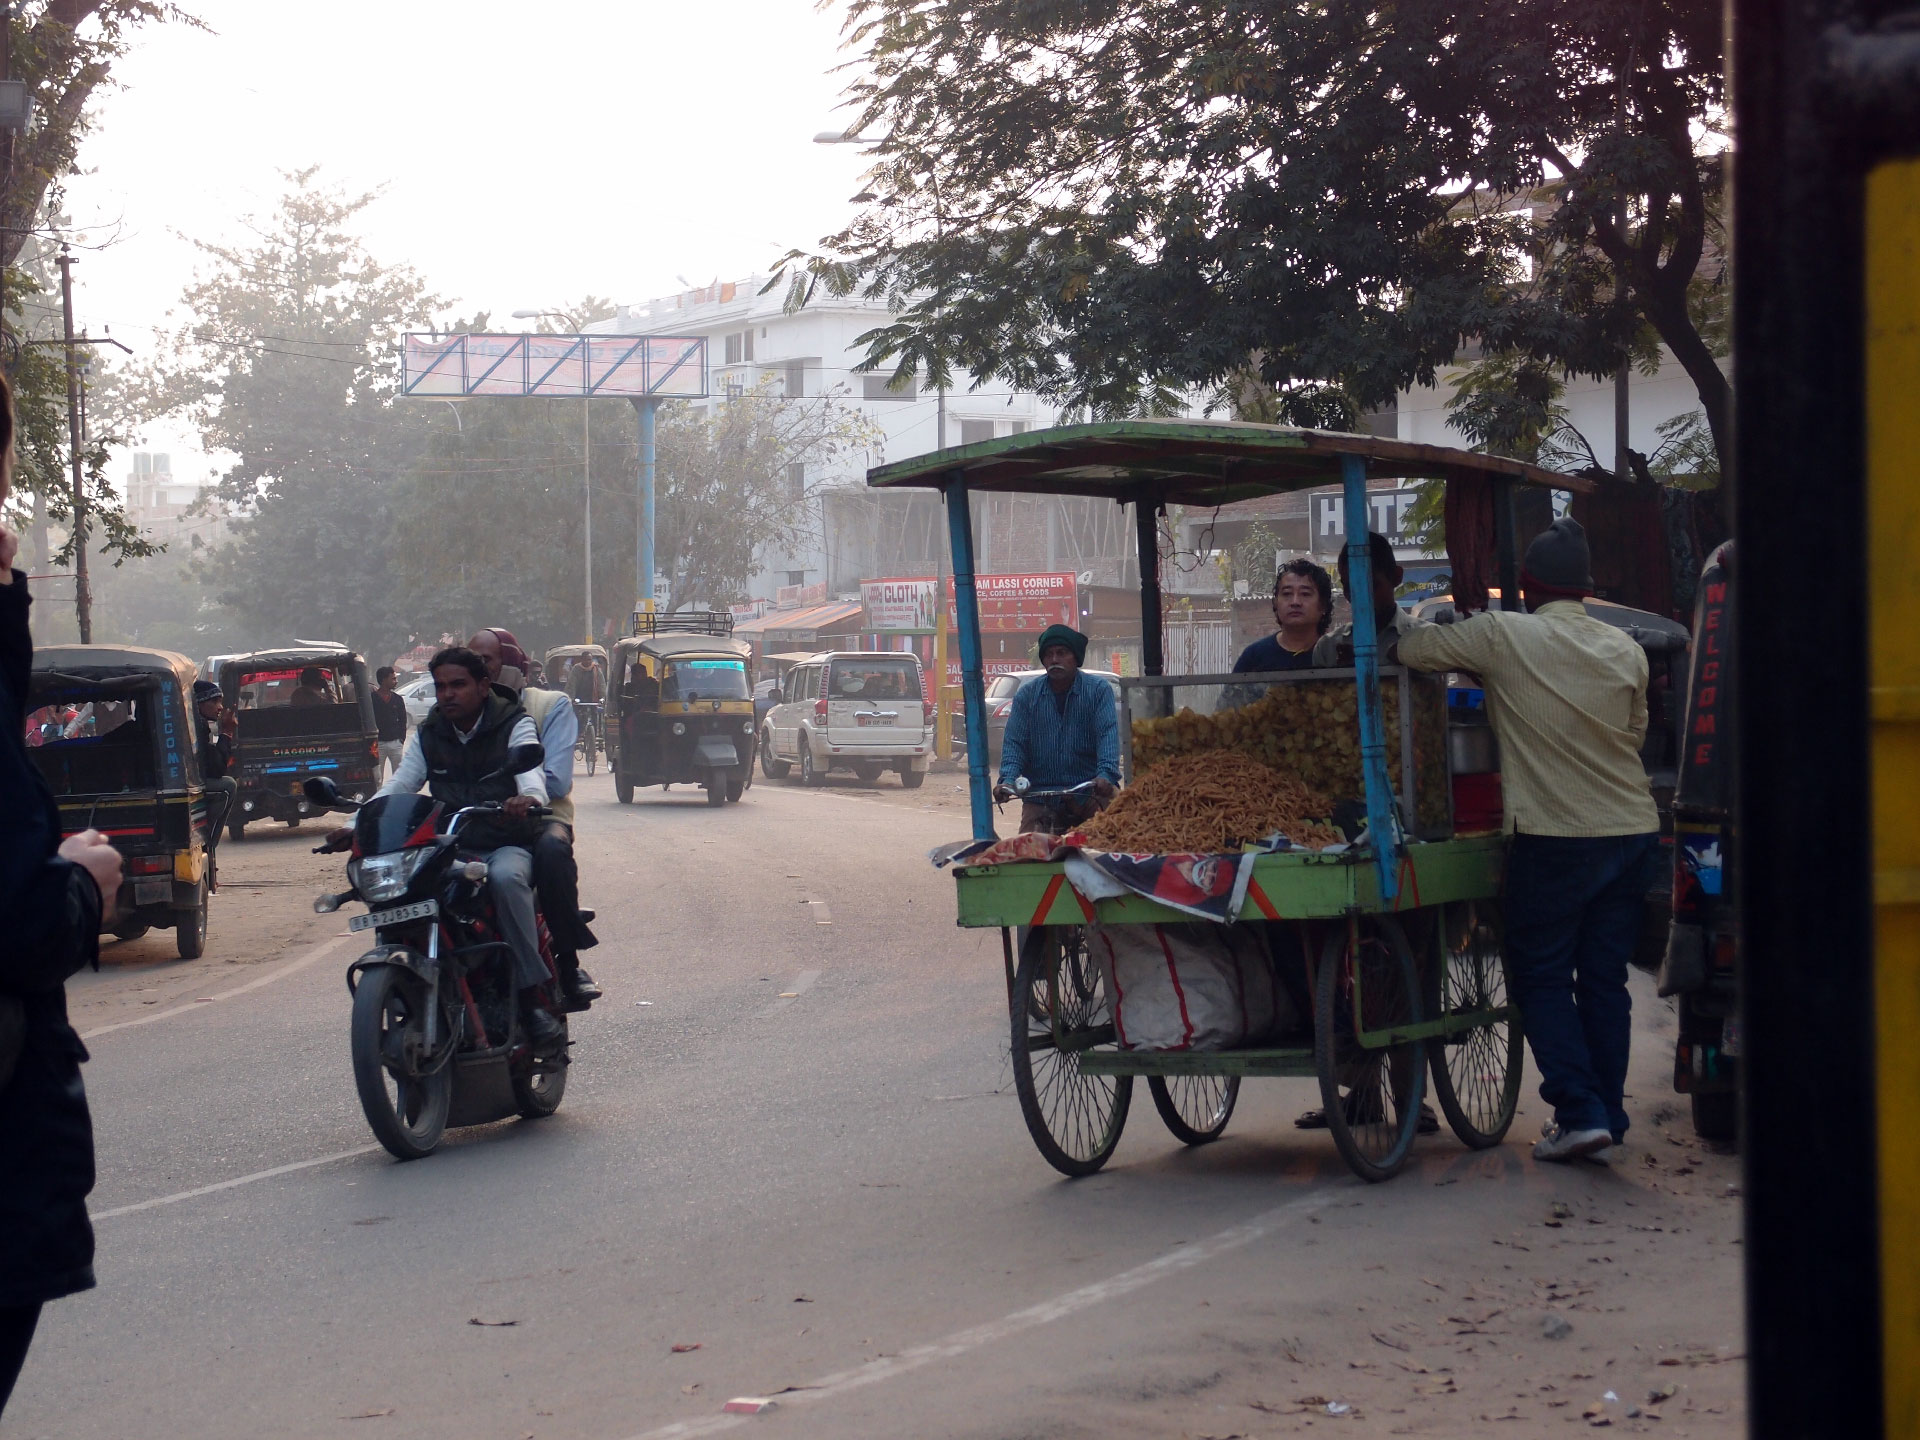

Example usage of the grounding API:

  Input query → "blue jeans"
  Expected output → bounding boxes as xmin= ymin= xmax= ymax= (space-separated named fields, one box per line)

xmin=1504 ymin=832 xmax=1661 ymax=1138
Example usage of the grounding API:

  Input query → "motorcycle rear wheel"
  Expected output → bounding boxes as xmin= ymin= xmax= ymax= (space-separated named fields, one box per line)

xmin=351 ymin=966 xmax=451 ymax=1160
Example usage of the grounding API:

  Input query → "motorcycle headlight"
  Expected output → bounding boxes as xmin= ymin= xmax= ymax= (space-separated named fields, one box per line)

xmin=349 ymin=849 xmax=435 ymax=903
xmin=672 ymin=721 xmax=687 ymax=736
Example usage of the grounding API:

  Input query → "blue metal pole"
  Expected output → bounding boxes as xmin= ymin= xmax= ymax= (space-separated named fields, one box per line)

xmin=634 ymin=396 xmax=657 ymax=615
xmin=945 ymin=474 xmax=993 ymax=839
xmin=1342 ymin=452 xmax=1398 ymax=900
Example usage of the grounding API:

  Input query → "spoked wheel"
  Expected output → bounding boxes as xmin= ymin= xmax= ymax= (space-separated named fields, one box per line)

xmin=579 ymin=728 xmax=597 ymax=776
xmin=1149 ymin=1075 xmax=1239 ymax=1145
xmin=350 ymin=966 xmax=452 ymax=1160
xmin=1011 ymin=927 xmax=1131 ymax=1176
xmin=1018 ymin=926 xmax=1099 ymax=1023
xmin=1314 ymin=916 xmax=1427 ymax=1183
xmin=1426 ymin=901 xmax=1523 ymax=1148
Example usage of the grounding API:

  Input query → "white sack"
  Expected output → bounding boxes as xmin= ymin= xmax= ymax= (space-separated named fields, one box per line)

xmin=1091 ymin=922 xmax=1293 ymax=1052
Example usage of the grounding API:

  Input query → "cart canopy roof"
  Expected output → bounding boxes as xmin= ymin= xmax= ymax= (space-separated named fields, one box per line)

xmin=32 ymin=644 xmax=197 ymax=692
xmin=866 ymin=419 xmax=1592 ymax=503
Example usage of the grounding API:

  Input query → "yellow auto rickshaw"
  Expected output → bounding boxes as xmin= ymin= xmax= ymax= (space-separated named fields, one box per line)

xmin=605 ymin=614 xmax=754 ymax=806
xmin=26 ymin=645 xmax=222 ymax=958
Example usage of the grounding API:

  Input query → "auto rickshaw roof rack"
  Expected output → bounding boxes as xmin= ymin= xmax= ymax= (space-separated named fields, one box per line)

xmin=631 ymin=609 xmax=736 ymax=638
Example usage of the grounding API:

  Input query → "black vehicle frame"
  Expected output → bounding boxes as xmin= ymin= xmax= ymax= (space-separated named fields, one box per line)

xmin=213 ymin=645 xmax=379 ymax=838
xmin=27 ymin=645 xmax=222 ymax=958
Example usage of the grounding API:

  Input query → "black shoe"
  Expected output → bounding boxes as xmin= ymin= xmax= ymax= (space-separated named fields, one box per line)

xmin=558 ymin=965 xmax=602 ymax=1011
xmin=1296 ymin=1100 xmax=1439 ymax=1133
xmin=523 ymin=1006 xmax=566 ymax=1048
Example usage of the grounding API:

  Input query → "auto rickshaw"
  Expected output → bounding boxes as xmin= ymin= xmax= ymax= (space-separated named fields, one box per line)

xmin=606 ymin=613 xmax=755 ymax=806
xmin=543 ymin=642 xmax=609 ymax=774
xmin=212 ymin=644 xmax=380 ymax=838
xmin=26 ymin=645 xmax=221 ymax=959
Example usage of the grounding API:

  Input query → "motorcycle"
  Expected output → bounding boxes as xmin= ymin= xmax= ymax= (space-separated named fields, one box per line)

xmin=305 ymin=744 xmax=574 ymax=1160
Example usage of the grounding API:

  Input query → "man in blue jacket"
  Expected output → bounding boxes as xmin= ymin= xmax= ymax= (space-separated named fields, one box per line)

xmin=0 ymin=376 xmax=123 ymax=1416
xmin=993 ymin=624 xmax=1119 ymax=833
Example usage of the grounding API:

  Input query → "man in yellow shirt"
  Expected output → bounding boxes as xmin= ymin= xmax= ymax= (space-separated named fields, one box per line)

xmin=1398 ymin=518 xmax=1660 ymax=1163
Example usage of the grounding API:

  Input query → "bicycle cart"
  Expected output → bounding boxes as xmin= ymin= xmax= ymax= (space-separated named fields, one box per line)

xmin=544 ymin=643 xmax=610 ymax=776
xmin=867 ymin=421 xmax=1595 ymax=1182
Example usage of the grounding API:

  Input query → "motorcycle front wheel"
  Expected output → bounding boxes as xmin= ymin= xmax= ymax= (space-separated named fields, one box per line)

xmin=350 ymin=965 xmax=452 ymax=1160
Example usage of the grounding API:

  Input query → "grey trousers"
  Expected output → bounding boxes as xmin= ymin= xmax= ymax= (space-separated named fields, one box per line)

xmin=485 ymin=845 xmax=548 ymax=992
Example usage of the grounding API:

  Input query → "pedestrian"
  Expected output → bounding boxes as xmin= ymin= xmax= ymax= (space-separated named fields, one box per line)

xmin=1397 ymin=517 xmax=1661 ymax=1163
xmin=192 ymin=679 xmax=238 ymax=883
xmin=0 ymin=368 xmax=122 ymax=1417
xmin=1232 ymin=557 xmax=1333 ymax=672
xmin=371 ymin=665 xmax=408 ymax=779
xmin=1311 ymin=531 xmax=1425 ymax=664
xmin=992 ymin=623 xmax=1119 ymax=834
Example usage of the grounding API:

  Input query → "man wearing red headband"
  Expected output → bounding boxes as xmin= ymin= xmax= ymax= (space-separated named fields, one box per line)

xmin=468 ymin=630 xmax=599 ymax=1009
xmin=1398 ymin=518 xmax=1660 ymax=1165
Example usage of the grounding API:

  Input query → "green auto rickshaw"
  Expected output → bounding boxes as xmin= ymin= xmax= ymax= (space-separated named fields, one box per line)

xmin=606 ymin=614 xmax=755 ymax=806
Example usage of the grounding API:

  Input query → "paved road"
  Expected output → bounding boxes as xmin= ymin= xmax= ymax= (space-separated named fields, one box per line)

xmin=10 ymin=772 xmax=1748 ymax=1439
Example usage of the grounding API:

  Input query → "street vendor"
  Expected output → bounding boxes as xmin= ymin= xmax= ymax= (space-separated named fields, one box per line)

xmin=993 ymin=623 xmax=1119 ymax=833
xmin=1395 ymin=517 xmax=1660 ymax=1164
xmin=1312 ymin=530 xmax=1426 ymax=665
xmin=1233 ymin=558 xmax=1333 ymax=672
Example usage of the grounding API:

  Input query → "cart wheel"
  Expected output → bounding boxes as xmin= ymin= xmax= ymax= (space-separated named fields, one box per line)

xmin=1149 ymin=1075 xmax=1239 ymax=1145
xmin=581 ymin=734 xmax=597 ymax=777
xmin=1018 ymin=925 xmax=1100 ymax=1023
xmin=1426 ymin=901 xmax=1523 ymax=1149
xmin=1011 ymin=926 xmax=1131 ymax=1177
xmin=1314 ymin=915 xmax=1426 ymax=1183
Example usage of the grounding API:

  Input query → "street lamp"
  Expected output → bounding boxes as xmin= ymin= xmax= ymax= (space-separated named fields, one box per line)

xmin=813 ymin=129 xmax=957 ymax=758
xmin=513 ymin=307 xmax=595 ymax=643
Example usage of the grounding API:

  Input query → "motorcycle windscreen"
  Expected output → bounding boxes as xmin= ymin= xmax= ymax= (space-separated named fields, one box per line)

xmin=353 ymin=793 xmax=444 ymax=854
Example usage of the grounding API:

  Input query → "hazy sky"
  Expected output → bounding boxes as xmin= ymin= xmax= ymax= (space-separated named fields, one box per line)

xmin=61 ymin=0 xmax=870 ymax=482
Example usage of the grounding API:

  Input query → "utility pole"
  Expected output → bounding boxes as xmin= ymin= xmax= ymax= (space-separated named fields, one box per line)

xmin=57 ymin=245 xmax=88 ymax=642
xmin=581 ymin=400 xmax=593 ymax=641
xmin=634 ymin=396 xmax=657 ymax=616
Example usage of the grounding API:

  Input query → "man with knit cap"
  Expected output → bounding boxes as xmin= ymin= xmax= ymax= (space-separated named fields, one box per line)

xmin=993 ymin=623 xmax=1119 ymax=834
xmin=1397 ymin=517 xmax=1660 ymax=1164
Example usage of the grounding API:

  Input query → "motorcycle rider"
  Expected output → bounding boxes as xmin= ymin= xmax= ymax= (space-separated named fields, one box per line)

xmin=328 ymin=645 xmax=565 ymax=1045
xmin=465 ymin=629 xmax=600 ymax=1009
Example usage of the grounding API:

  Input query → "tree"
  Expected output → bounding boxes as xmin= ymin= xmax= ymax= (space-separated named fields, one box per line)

xmin=136 ymin=169 xmax=443 ymax=656
xmin=0 ymin=2 xmax=198 ymax=269
xmin=652 ymin=380 xmax=878 ymax=611
xmin=782 ymin=0 xmax=1730 ymax=472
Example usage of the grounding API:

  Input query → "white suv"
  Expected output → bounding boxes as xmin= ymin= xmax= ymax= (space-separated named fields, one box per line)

xmin=759 ymin=651 xmax=931 ymax=788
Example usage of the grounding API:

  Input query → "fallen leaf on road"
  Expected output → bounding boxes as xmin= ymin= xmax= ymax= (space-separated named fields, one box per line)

xmin=793 ymin=1295 xmax=813 ymax=1303
xmin=1420 ymin=1276 xmax=1446 ymax=1290
xmin=467 ymin=1318 xmax=518 ymax=1327
xmin=1647 ymin=1384 xmax=1678 ymax=1403
xmin=671 ymin=1342 xmax=702 ymax=1353
xmin=1371 ymin=1331 xmax=1411 ymax=1352
xmin=681 ymin=1385 xmax=701 ymax=1396
xmin=1415 ymin=1379 xmax=1459 ymax=1396
xmin=342 ymin=1409 xmax=395 ymax=1420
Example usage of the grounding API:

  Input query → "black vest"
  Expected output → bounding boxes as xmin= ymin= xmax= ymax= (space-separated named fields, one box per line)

xmin=416 ymin=691 xmax=527 ymax=809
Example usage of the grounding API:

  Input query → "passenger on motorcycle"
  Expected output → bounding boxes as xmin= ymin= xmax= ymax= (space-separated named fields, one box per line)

xmin=465 ymin=628 xmax=600 ymax=1010
xmin=328 ymin=645 xmax=565 ymax=1045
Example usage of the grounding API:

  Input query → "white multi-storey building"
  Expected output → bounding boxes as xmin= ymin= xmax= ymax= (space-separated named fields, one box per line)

xmin=592 ymin=276 xmax=1065 ymax=605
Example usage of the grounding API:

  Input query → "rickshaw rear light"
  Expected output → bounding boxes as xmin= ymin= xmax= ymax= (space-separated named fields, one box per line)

xmin=127 ymin=855 xmax=169 ymax=875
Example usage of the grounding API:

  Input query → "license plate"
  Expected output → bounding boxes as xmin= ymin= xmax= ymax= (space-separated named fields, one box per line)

xmin=857 ymin=714 xmax=882 ymax=726
xmin=349 ymin=899 xmax=439 ymax=932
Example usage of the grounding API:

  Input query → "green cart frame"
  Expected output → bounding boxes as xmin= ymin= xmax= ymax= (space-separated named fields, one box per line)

xmin=868 ymin=420 xmax=1593 ymax=1181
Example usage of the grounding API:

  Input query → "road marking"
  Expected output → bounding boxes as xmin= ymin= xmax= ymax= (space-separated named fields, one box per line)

xmin=614 ymin=1188 xmax=1337 ymax=1440
xmin=92 ymin=1143 xmax=382 ymax=1220
xmin=80 ymin=931 xmax=358 ymax=1041
xmin=761 ymin=968 xmax=823 ymax=1017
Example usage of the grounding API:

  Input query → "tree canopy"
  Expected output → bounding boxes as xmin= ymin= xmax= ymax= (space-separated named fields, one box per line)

xmin=784 ymin=0 xmax=1728 ymax=471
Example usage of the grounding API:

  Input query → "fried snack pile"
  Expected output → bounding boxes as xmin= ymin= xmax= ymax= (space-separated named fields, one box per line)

xmin=1130 ymin=677 xmax=1450 ymax=834
xmin=1078 ymin=749 xmax=1343 ymax=853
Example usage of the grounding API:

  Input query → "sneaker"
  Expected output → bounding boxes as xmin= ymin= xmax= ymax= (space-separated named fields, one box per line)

xmin=1533 ymin=1122 xmax=1613 ymax=1163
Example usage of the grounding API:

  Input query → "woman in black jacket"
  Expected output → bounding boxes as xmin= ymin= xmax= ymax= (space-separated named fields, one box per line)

xmin=0 ymin=370 xmax=124 ymax=1415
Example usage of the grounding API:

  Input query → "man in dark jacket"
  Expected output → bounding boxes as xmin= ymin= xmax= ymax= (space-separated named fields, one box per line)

xmin=0 ymin=378 xmax=124 ymax=1416
xmin=193 ymin=679 xmax=237 ymax=884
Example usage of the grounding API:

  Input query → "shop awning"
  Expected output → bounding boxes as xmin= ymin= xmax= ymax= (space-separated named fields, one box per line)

xmin=732 ymin=600 xmax=866 ymax=637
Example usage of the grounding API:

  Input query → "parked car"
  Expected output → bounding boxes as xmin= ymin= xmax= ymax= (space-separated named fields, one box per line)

xmin=398 ymin=673 xmax=436 ymax=726
xmin=759 ymin=651 xmax=932 ymax=787
xmin=965 ymin=668 xmax=1123 ymax=774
